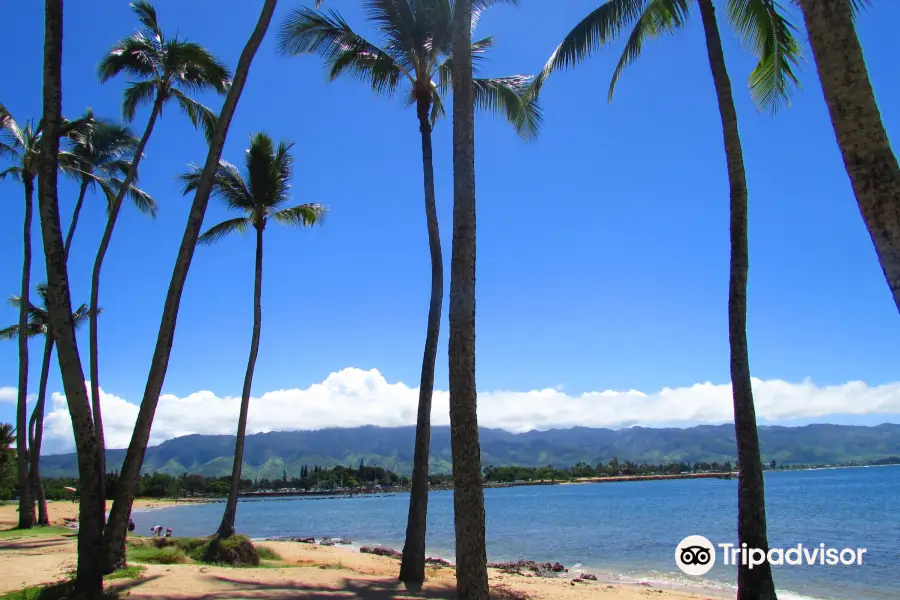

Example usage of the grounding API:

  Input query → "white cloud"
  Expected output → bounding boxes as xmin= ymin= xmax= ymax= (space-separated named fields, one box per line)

xmin=0 ymin=386 xmax=17 ymax=404
xmin=22 ymin=368 xmax=900 ymax=454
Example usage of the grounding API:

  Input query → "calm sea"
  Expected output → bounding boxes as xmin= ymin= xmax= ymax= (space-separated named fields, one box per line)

xmin=132 ymin=465 xmax=898 ymax=600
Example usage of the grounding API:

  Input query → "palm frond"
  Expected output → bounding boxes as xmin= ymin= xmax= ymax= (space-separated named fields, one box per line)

xmin=269 ymin=203 xmax=327 ymax=227
xmin=532 ymin=0 xmax=649 ymax=95
xmin=849 ymin=0 xmax=872 ymax=18
xmin=245 ymin=132 xmax=283 ymax=210
xmin=725 ymin=0 xmax=802 ymax=114
xmin=131 ymin=0 xmax=163 ymax=40
xmin=0 ymin=166 xmax=22 ymax=182
xmin=179 ymin=161 xmax=254 ymax=212
xmin=471 ymin=0 xmax=520 ymax=33
xmin=122 ymin=80 xmax=158 ymax=122
xmin=608 ymin=0 xmax=689 ymax=102
xmin=73 ymin=304 xmax=102 ymax=328
xmin=279 ymin=6 xmax=412 ymax=93
xmin=105 ymin=177 xmax=158 ymax=217
xmin=197 ymin=216 xmax=253 ymax=245
xmin=168 ymin=89 xmax=218 ymax=142
xmin=360 ymin=0 xmax=419 ymax=67
xmin=436 ymin=36 xmax=497 ymax=93
xmin=98 ymin=32 xmax=161 ymax=83
xmin=0 ymin=323 xmax=45 ymax=341
xmin=165 ymin=40 xmax=232 ymax=95
xmin=473 ymin=76 xmax=543 ymax=140
xmin=0 ymin=103 xmax=27 ymax=148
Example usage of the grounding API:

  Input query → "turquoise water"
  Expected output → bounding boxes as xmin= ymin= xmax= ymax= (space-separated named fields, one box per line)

xmin=132 ymin=466 xmax=898 ymax=600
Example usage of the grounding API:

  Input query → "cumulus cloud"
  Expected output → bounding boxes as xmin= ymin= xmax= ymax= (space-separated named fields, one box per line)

xmin=23 ymin=368 xmax=900 ymax=454
xmin=0 ymin=386 xmax=16 ymax=404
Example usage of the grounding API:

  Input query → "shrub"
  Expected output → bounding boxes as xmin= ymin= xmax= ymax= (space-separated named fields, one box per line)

xmin=127 ymin=544 xmax=188 ymax=565
xmin=195 ymin=535 xmax=260 ymax=566
xmin=256 ymin=545 xmax=281 ymax=561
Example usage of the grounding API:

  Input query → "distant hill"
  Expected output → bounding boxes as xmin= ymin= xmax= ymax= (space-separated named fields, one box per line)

xmin=39 ymin=423 xmax=900 ymax=479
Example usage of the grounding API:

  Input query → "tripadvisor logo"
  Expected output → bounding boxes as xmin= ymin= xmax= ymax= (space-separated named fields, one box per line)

xmin=675 ymin=535 xmax=868 ymax=576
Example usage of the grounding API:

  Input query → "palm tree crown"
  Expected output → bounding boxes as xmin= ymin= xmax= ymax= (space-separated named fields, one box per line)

xmin=533 ymin=0 xmax=802 ymax=113
xmin=180 ymin=132 xmax=327 ymax=241
xmin=64 ymin=109 xmax=157 ymax=216
xmin=277 ymin=0 xmax=541 ymax=137
xmin=0 ymin=284 xmax=96 ymax=341
xmin=97 ymin=0 xmax=233 ymax=140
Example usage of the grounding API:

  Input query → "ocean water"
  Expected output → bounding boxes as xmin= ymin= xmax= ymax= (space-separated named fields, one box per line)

xmin=132 ymin=465 xmax=898 ymax=600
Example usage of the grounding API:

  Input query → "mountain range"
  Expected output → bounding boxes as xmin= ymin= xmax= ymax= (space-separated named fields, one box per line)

xmin=39 ymin=423 xmax=900 ymax=479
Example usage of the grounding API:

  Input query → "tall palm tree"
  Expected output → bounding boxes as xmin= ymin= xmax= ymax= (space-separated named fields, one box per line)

xmin=795 ymin=0 xmax=900 ymax=312
xmin=179 ymin=133 xmax=326 ymax=538
xmin=277 ymin=0 xmax=539 ymax=582
xmin=0 ymin=105 xmax=38 ymax=529
xmin=532 ymin=1 xmax=801 ymax=598
xmin=62 ymin=109 xmax=157 ymax=259
xmin=447 ymin=0 xmax=489 ymax=597
xmin=0 ymin=285 xmax=98 ymax=526
xmin=0 ymin=106 xmax=82 ymax=528
xmin=102 ymin=0 xmax=279 ymax=574
xmin=92 ymin=0 xmax=231 ymax=503
xmin=37 ymin=0 xmax=105 ymax=595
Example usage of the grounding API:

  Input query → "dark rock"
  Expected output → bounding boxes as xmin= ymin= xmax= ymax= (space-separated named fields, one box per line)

xmin=425 ymin=557 xmax=452 ymax=567
xmin=583 ymin=573 xmax=598 ymax=581
xmin=294 ymin=537 xmax=316 ymax=544
xmin=360 ymin=545 xmax=402 ymax=558
xmin=551 ymin=562 xmax=566 ymax=572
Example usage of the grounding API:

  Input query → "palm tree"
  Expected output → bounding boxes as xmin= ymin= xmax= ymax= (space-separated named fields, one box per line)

xmin=532 ymin=1 xmax=801 ymax=598
xmin=62 ymin=109 xmax=157 ymax=259
xmin=0 ymin=105 xmax=38 ymax=529
xmin=277 ymin=0 xmax=539 ymax=582
xmin=179 ymin=132 xmax=326 ymax=538
xmin=0 ymin=285 xmax=98 ymax=526
xmin=101 ymin=0 xmax=279 ymax=574
xmin=38 ymin=1 xmax=105 ymax=595
xmin=92 ymin=0 xmax=231 ymax=503
xmin=447 ymin=0 xmax=489 ymax=597
xmin=795 ymin=0 xmax=900 ymax=312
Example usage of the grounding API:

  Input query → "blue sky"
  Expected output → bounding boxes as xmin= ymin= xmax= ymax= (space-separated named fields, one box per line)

xmin=2 ymin=0 xmax=900 ymax=450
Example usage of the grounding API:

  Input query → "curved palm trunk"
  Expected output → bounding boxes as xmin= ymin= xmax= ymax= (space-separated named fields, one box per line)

xmin=797 ymin=0 xmax=900 ymax=312
xmin=102 ymin=0 xmax=279 ymax=571
xmin=38 ymin=0 xmax=105 ymax=594
xmin=29 ymin=333 xmax=54 ymax=526
xmin=696 ymin=2 xmax=775 ymax=599
xmin=16 ymin=176 xmax=35 ymax=530
xmin=217 ymin=225 xmax=264 ymax=538
xmin=63 ymin=178 xmax=90 ymax=261
xmin=399 ymin=95 xmax=443 ymax=584
xmin=448 ymin=0 xmax=489 ymax=598
xmin=89 ymin=96 xmax=164 ymax=513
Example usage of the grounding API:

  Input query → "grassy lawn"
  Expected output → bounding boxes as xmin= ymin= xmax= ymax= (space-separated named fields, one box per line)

xmin=126 ymin=536 xmax=289 ymax=568
xmin=0 ymin=526 xmax=73 ymax=541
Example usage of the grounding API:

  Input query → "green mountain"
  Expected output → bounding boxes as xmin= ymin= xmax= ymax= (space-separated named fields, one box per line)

xmin=39 ymin=423 xmax=900 ymax=479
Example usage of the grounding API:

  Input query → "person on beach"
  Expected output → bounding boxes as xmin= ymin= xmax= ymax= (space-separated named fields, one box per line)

xmin=150 ymin=525 xmax=163 ymax=536
xmin=128 ymin=519 xmax=135 ymax=532
xmin=165 ymin=528 xmax=172 ymax=537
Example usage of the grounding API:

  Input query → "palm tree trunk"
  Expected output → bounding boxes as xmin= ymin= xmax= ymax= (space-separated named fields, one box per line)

xmin=102 ymin=0 xmax=279 ymax=572
xmin=696 ymin=2 xmax=776 ymax=599
xmin=63 ymin=178 xmax=90 ymax=261
xmin=16 ymin=175 xmax=35 ymax=530
xmin=797 ymin=0 xmax=900 ymax=312
xmin=217 ymin=224 xmax=264 ymax=538
xmin=448 ymin=0 xmax=489 ymax=598
xmin=29 ymin=333 xmax=54 ymax=526
xmin=88 ymin=96 xmax=164 ymax=515
xmin=399 ymin=95 xmax=443 ymax=584
xmin=38 ymin=0 xmax=105 ymax=595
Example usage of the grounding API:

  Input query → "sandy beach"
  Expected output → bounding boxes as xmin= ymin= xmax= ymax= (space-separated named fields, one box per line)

xmin=0 ymin=500 xmax=722 ymax=600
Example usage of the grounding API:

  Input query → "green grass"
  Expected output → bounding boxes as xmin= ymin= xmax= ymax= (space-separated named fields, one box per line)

xmin=104 ymin=565 xmax=146 ymax=581
xmin=126 ymin=544 xmax=188 ymax=565
xmin=255 ymin=545 xmax=281 ymax=561
xmin=0 ymin=581 xmax=116 ymax=600
xmin=0 ymin=526 xmax=73 ymax=541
